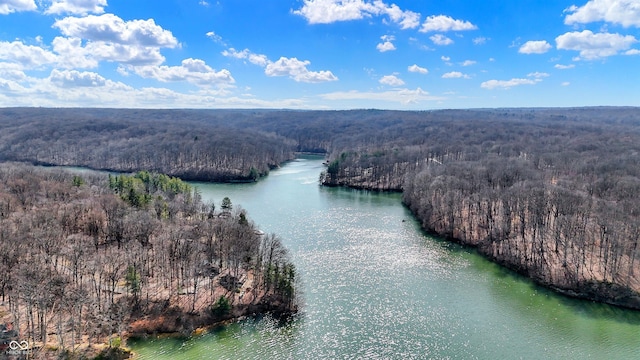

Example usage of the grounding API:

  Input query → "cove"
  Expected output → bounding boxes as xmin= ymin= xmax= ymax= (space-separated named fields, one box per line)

xmin=128 ymin=155 xmax=640 ymax=359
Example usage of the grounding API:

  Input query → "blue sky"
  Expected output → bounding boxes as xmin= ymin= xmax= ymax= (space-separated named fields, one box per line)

xmin=0 ymin=0 xmax=639 ymax=109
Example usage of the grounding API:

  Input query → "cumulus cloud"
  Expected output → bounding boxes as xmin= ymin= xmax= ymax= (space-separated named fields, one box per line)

xmin=376 ymin=35 xmax=396 ymax=52
xmin=49 ymin=14 xmax=179 ymax=66
xmin=379 ymin=74 xmax=405 ymax=86
xmin=265 ymin=57 xmax=338 ymax=83
xmin=222 ymin=48 xmax=269 ymax=66
xmin=376 ymin=41 xmax=395 ymax=52
xmin=625 ymin=48 xmax=640 ymax=55
xmin=223 ymin=47 xmax=337 ymax=83
xmin=132 ymin=58 xmax=235 ymax=86
xmin=564 ymin=0 xmax=640 ymax=27
xmin=293 ymin=0 xmax=420 ymax=29
xmin=0 ymin=40 xmax=58 ymax=68
xmin=53 ymin=14 xmax=179 ymax=48
xmin=49 ymin=69 xmax=107 ymax=87
xmin=408 ymin=64 xmax=428 ymax=74
xmin=420 ymin=15 xmax=477 ymax=32
xmin=555 ymin=30 xmax=637 ymax=60
xmin=430 ymin=34 xmax=453 ymax=45
xmin=461 ymin=60 xmax=476 ymax=66
xmin=442 ymin=71 xmax=470 ymax=79
xmin=0 ymin=62 xmax=27 ymax=81
xmin=554 ymin=63 xmax=575 ymax=69
xmin=0 ymin=0 xmax=36 ymax=14
xmin=480 ymin=78 xmax=540 ymax=90
xmin=51 ymin=36 xmax=98 ymax=68
xmin=519 ymin=40 xmax=552 ymax=54
xmin=45 ymin=0 xmax=107 ymax=15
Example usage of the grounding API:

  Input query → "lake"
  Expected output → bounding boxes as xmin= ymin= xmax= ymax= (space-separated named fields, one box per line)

xmin=128 ymin=155 xmax=640 ymax=359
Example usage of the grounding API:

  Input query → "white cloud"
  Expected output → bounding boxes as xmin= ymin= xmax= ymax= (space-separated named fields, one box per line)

xmin=0 ymin=40 xmax=58 ymax=69
xmin=519 ymin=40 xmax=552 ymax=54
xmin=441 ymin=55 xmax=450 ymax=61
xmin=408 ymin=64 xmax=428 ymax=74
xmin=82 ymin=39 xmax=166 ymax=66
xmin=320 ymin=87 xmax=442 ymax=105
xmin=199 ymin=0 xmax=209 ymax=6
xmin=0 ymin=0 xmax=36 ymax=14
xmin=131 ymin=58 xmax=235 ymax=86
xmin=376 ymin=35 xmax=396 ymax=52
xmin=45 ymin=0 xmax=107 ymax=15
xmin=293 ymin=0 xmax=420 ymax=29
xmin=265 ymin=57 xmax=338 ymax=83
xmin=626 ymin=48 xmax=640 ymax=55
xmin=565 ymin=0 xmax=640 ymax=28
xmin=223 ymin=47 xmax=336 ymax=83
xmin=430 ymin=34 xmax=453 ymax=46
xmin=442 ymin=71 xmax=470 ymax=79
xmin=555 ymin=30 xmax=637 ymax=60
xmin=527 ymin=72 xmax=549 ymax=78
xmin=420 ymin=15 xmax=477 ymax=32
xmin=461 ymin=60 xmax=476 ymax=66
xmin=0 ymin=70 xmax=307 ymax=109
xmin=49 ymin=69 xmax=106 ymax=87
xmin=480 ymin=78 xmax=540 ymax=89
xmin=376 ymin=41 xmax=396 ymax=52
xmin=473 ymin=37 xmax=488 ymax=45
xmin=379 ymin=74 xmax=404 ymax=86
xmin=562 ymin=81 xmax=571 ymax=86
xmin=554 ymin=63 xmax=575 ymax=69
xmin=51 ymin=36 xmax=98 ymax=68
xmin=382 ymin=3 xmax=420 ymax=29
xmin=0 ymin=62 xmax=27 ymax=81
xmin=53 ymin=14 xmax=179 ymax=48
xmin=50 ymin=14 xmax=179 ymax=66
xmin=206 ymin=31 xmax=225 ymax=45
xmin=222 ymin=48 xmax=269 ymax=66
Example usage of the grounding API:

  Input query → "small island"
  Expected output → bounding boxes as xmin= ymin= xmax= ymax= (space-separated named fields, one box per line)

xmin=0 ymin=165 xmax=297 ymax=359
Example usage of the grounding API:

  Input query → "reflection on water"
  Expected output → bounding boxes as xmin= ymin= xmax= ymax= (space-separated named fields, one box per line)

xmin=129 ymin=156 xmax=640 ymax=360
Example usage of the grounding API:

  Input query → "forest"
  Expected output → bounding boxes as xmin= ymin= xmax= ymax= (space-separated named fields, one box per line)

xmin=0 ymin=108 xmax=296 ymax=182
xmin=0 ymin=163 xmax=297 ymax=358
xmin=1 ymin=106 xmax=640 ymax=341
xmin=319 ymin=107 xmax=640 ymax=309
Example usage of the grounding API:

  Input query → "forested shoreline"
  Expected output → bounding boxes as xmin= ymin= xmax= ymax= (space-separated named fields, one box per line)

xmin=319 ymin=107 xmax=640 ymax=309
xmin=0 ymin=163 xmax=297 ymax=359
xmin=2 ymin=106 xmax=640 ymax=316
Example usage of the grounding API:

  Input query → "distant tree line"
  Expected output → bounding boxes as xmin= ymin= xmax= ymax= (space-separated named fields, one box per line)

xmin=0 ymin=108 xmax=296 ymax=182
xmin=0 ymin=164 xmax=297 ymax=357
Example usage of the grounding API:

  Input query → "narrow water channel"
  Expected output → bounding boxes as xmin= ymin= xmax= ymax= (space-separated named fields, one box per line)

xmin=128 ymin=155 xmax=640 ymax=359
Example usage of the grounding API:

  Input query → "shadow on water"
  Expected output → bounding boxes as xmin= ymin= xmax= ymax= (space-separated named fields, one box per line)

xmin=468 ymin=250 xmax=640 ymax=326
xmin=399 ymin=209 xmax=640 ymax=327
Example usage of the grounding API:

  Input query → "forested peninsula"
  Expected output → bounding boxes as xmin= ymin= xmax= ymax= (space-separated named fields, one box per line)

xmin=2 ymin=107 xmax=640 ymax=358
xmin=0 ymin=164 xmax=297 ymax=359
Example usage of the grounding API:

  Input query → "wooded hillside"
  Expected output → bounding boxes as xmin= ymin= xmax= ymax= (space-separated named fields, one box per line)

xmin=0 ymin=108 xmax=296 ymax=182
xmin=2 ymin=106 xmax=640 ymax=310
xmin=320 ymin=107 xmax=640 ymax=309
xmin=0 ymin=163 xmax=297 ymax=358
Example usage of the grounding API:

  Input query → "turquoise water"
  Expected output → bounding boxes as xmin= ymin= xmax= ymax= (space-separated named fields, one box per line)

xmin=128 ymin=156 xmax=640 ymax=359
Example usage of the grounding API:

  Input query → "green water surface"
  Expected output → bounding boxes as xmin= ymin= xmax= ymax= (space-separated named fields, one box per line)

xmin=128 ymin=156 xmax=640 ymax=359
